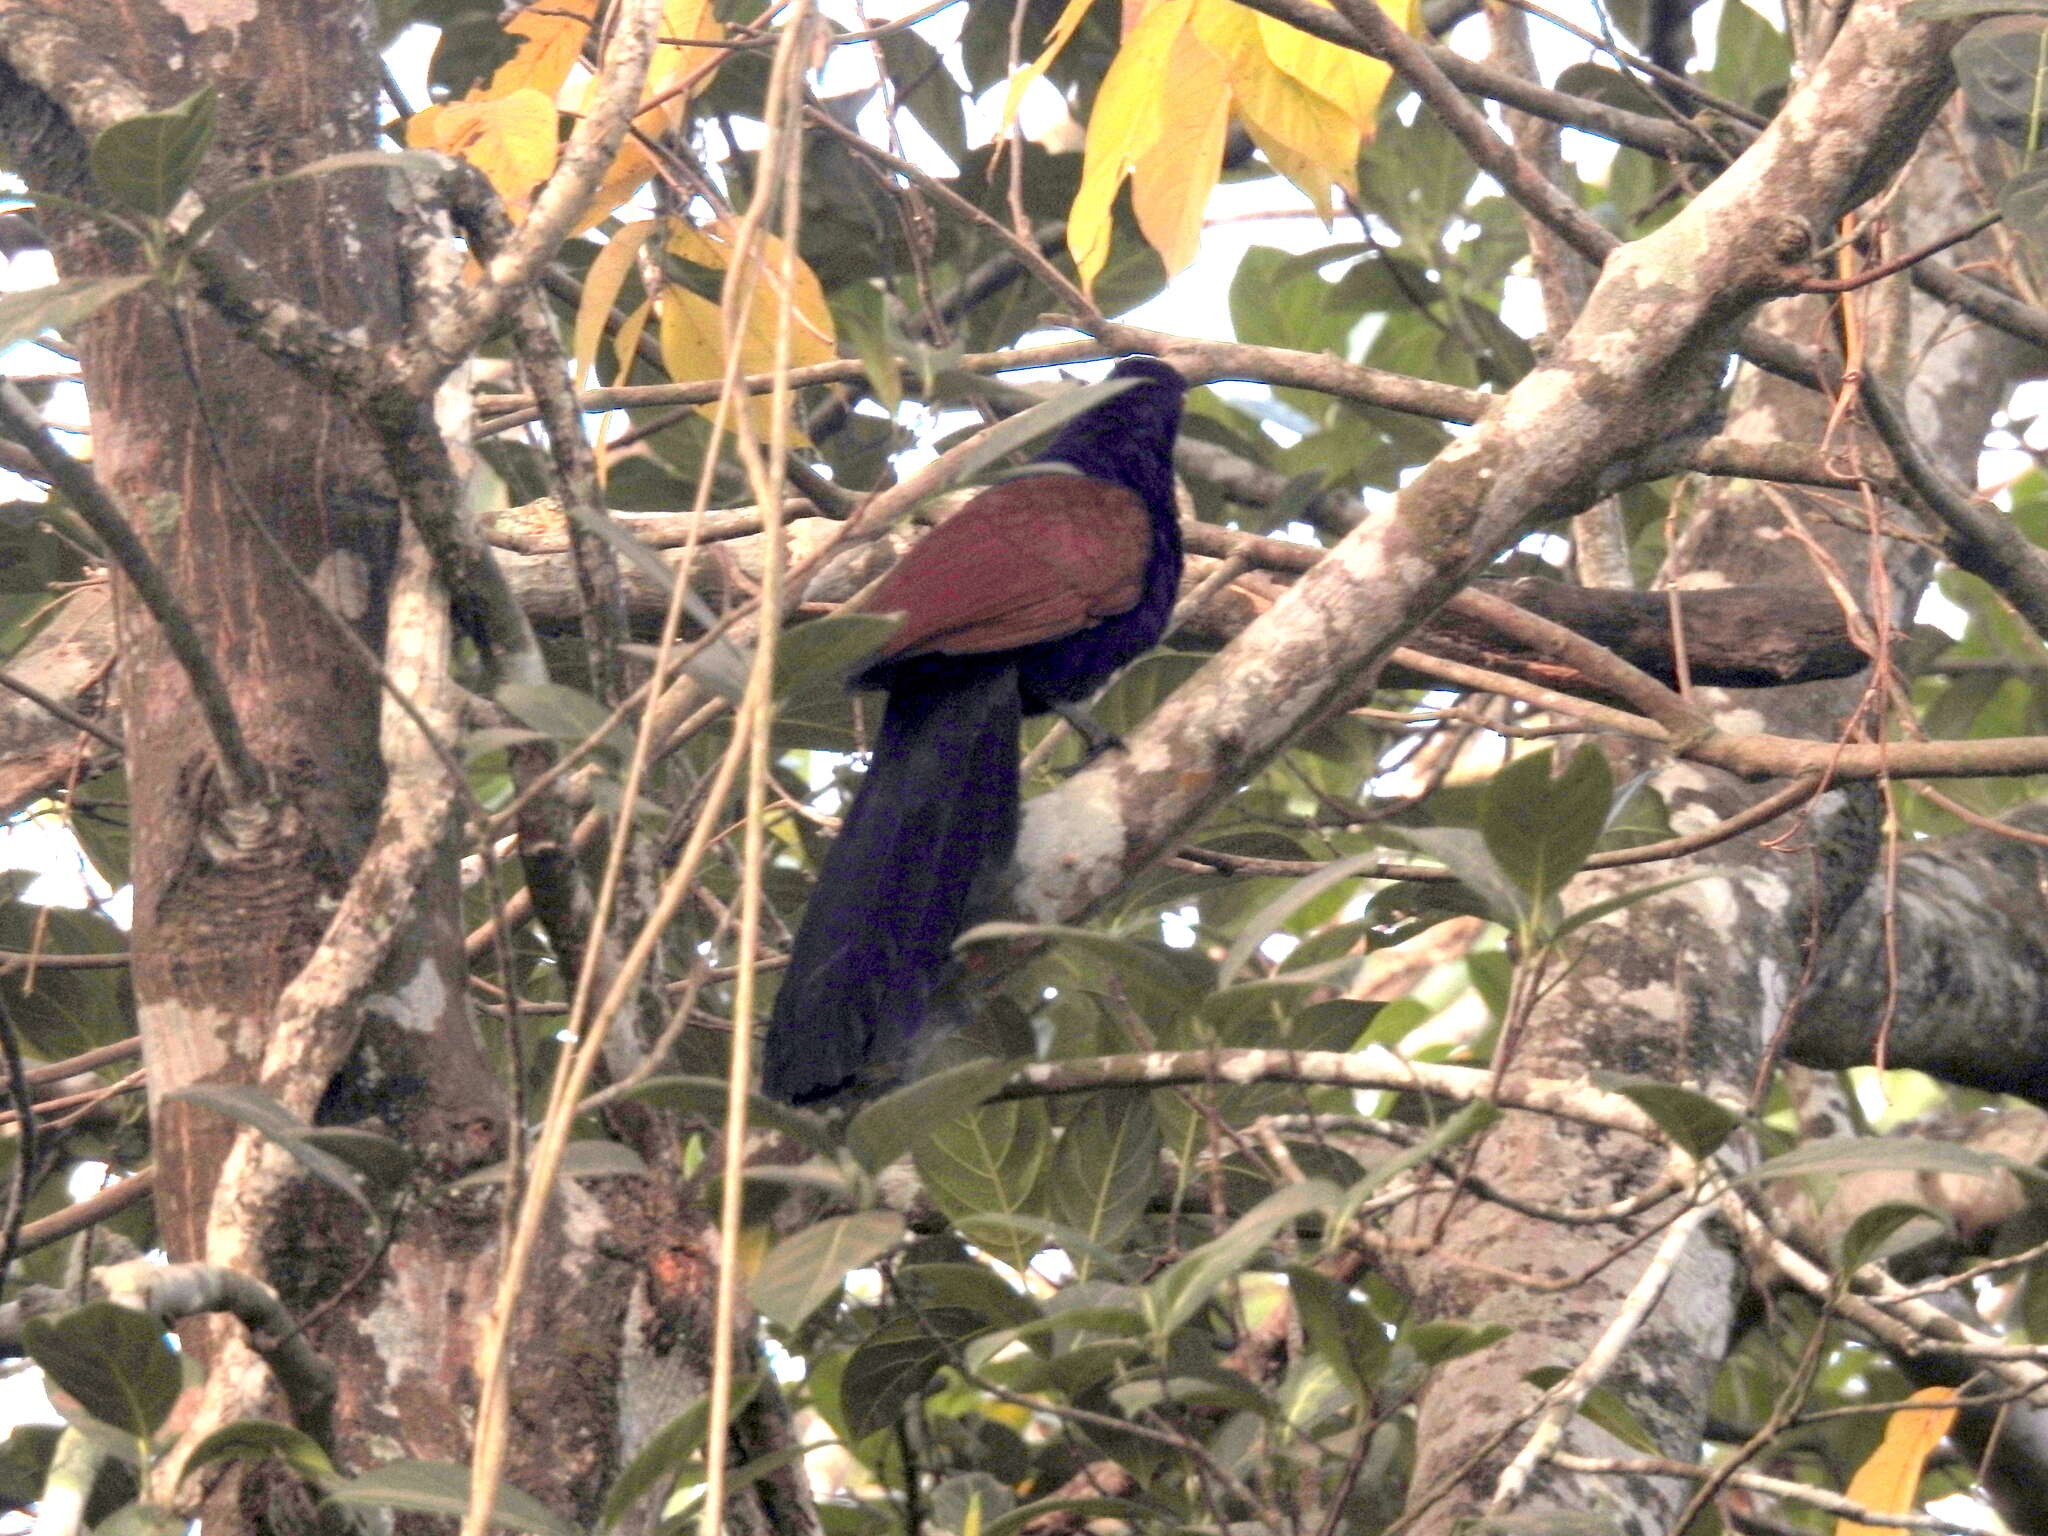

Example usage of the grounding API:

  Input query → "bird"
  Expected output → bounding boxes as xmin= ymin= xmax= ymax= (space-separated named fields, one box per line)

xmin=762 ymin=356 xmax=1189 ymax=1106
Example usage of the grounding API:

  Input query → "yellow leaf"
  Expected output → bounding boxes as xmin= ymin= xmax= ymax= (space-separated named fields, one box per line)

xmin=1068 ymin=0 xmax=1194 ymax=291
xmin=612 ymin=296 xmax=654 ymax=388
xmin=652 ymin=0 xmax=722 ymax=94
xmin=1129 ymin=26 xmax=1230 ymax=274
xmin=406 ymin=89 xmax=561 ymax=215
xmin=570 ymin=137 xmax=660 ymax=236
xmin=1241 ymin=123 xmax=1334 ymax=219
xmin=1834 ymin=1388 xmax=1959 ymax=1536
xmin=1194 ymin=0 xmax=1357 ymax=202
xmin=593 ymin=295 xmax=653 ymax=487
xmin=475 ymin=0 xmax=598 ymax=103
xmin=656 ymin=219 xmax=837 ymax=441
xmin=574 ymin=220 xmax=659 ymax=388
xmin=1254 ymin=1 xmax=1403 ymax=129
xmin=1003 ymin=0 xmax=1106 ymax=133
xmin=568 ymin=0 xmax=726 ymax=232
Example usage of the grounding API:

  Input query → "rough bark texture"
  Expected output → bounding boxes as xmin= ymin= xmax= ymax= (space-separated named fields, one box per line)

xmin=0 ymin=3 xmax=711 ymax=1529
xmin=1392 ymin=90 xmax=2038 ymax=1530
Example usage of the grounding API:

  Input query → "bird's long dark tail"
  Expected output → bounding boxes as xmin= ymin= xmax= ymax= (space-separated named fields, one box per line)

xmin=763 ymin=661 xmax=1022 ymax=1105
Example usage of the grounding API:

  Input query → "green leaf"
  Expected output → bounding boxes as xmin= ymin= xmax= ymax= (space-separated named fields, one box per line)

xmin=939 ymin=375 xmax=1148 ymax=494
xmin=840 ymin=1308 xmax=989 ymax=1439
xmin=750 ymin=1210 xmax=907 ymax=1330
xmin=775 ymin=613 xmax=903 ymax=696
xmin=1147 ymin=1180 xmax=1341 ymax=1335
xmin=1589 ymin=1073 xmax=1743 ymax=1160
xmin=298 ymin=1127 xmax=416 ymax=1194
xmin=1835 ymin=1201 xmax=1953 ymax=1271
xmin=0 ymin=275 xmax=150 ymax=354
xmin=0 ymin=1424 xmax=59 ymax=1507
xmin=182 ymin=1419 xmax=340 ymax=1489
xmin=1340 ymin=1101 xmax=1501 ymax=1215
xmin=896 ymin=1263 xmax=1044 ymax=1334
xmin=1550 ymin=874 xmax=1707 ymax=943
xmin=1379 ymin=825 xmax=1526 ymax=927
xmin=612 ymin=1075 xmax=833 ymax=1153
xmin=165 ymin=1082 xmax=384 ymax=1223
xmin=461 ymin=725 xmax=550 ymax=761
xmin=914 ymin=1096 xmax=1053 ymax=1271
xmin=452 ymin=1138 xmax=648 ymax=1189
xmin=1524 ymin=1367 xmax=1661 ymax=1454
xmin=831 ymin=283 xmax=903 ymax=416
xmin=549 ymin=497 xmax=749 ymax=698
xmin=91 ymin=86 xmax=219 ymax=217
xmin=1551 ymin=63 xmax=1667 ymax=115
xmin=1404 ymin=1319 xmax=1512 ymax=1365
xmin=1216 ymin=850 xmax=1390 ymax=987
xmin=845 ymin=1057 xmax=1017 ymax=1174
xmin=2001 ymin=163 xmax=2048 ymax=244
xmin=1738 ymin=1135 xmax=2048 ymax=1187
xmin=596 ymin=1376 xmax=760 ymax=1532
xmin=324 ymin=1460 xmax=574 ymax=1536
xmin=1481 ymin=745 xmax=1613 ymax=909
xmin=929 ymin=1472 xmax=1014 ymax=1536
xmin=1048 ymin=1089 xmax=1159 ymax=1264
xmin=1288 ymin=1266 xmax=1384 ymax=1410
xmin=1110 ymin=1370 xmax=1277 ymax=1419
xmin=493 ymin=680 xmax=618 ymax=752
xmin=1954 ymin=19 xmax=2048 ymax=150
xmin=21 ymin=1302 xmax=182 ymax=1441
xmin=877 ymin=28 xmax=970 ymax=162
xmin=955 ymin=922 xmax=1206 ymax=1019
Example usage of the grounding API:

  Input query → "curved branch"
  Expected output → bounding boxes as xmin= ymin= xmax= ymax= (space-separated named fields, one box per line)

xmin=1007 ymin=0 xmax=1960 ymax=927
xmin=0 ymin=380 xmax=266 ymax=804
xmin=402 ymin=0 xmax=666 ymax=391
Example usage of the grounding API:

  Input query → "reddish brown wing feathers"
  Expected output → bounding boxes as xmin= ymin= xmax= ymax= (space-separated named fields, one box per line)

xmin=870 ymin=474 xmax=1154 ymax=660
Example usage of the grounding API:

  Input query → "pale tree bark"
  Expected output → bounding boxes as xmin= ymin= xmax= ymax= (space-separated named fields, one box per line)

xmin=1392 ymin=90 xmax=2044 ymax=1532
xmin=0 ymin=3 xmax=722 ymax=1530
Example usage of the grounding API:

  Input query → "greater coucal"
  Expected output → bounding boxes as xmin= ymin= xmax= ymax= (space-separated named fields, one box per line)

xmin=763 ymin=356 xmax=1189 ymax=1105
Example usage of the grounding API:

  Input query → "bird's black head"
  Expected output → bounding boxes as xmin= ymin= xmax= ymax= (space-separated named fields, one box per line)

xmin=1039 ymin=356 xmax=1187 ymax=520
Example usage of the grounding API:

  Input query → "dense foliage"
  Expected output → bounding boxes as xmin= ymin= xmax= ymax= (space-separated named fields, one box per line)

xmin=0 ymin=1 xmax=2046 ymax=1534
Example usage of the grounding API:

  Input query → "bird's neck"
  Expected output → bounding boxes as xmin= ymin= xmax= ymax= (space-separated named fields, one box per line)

xmin=1035 ymin=434 xmax=1176 ymax=524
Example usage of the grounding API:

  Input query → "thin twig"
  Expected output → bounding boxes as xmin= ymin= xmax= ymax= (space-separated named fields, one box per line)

xmin=1321 ymin=0 xmax=1618 ymax=267
xmin=0 ymin=994 xmax=36 ymax=1288
xmin=0 ymin=381 xmax=266 ymax=803
xmin=0 ymin=668 xmax=122 ymax=751
xmin=1799 ymin=211 xmax=2002 ymax=293
xmin=803 ymin=105 xmax=1099 ymax=322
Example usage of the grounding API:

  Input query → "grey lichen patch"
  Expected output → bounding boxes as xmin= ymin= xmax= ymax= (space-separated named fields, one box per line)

xmin=161 ymin=0 xmax=259 ymax=36
xmin=312 ymin=549 xmax=373 ymax=621
xmin=139 ymin=491 xmax=185 ymax=543
xmin=363 ymin=955 xmax=449 ymax=1035
xmin=1014 ymin=773 xmax=1130 ymax=920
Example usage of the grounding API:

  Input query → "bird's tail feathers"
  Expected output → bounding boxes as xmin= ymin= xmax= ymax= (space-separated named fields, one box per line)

xmin=763 ymin=662 xmax=1022 ymax=1104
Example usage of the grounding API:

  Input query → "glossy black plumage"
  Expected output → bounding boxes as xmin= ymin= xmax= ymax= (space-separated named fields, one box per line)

xmin=762 ymin=358 xmax=1188 ymax=1105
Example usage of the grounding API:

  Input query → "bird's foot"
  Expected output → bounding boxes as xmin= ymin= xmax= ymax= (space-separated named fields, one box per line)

xmin=1051 ymin=701 xmax=1124 ymax=773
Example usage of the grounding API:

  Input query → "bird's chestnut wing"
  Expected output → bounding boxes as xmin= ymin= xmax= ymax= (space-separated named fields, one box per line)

xmin=869 ymin=474 xmax=1155 ymax=660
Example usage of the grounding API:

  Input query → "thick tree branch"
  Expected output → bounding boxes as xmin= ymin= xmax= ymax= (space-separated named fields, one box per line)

xmin=173 ymin=521 xmax=461 ymax=1489
xmin=1006 ymin=0 xmax=1960 ymax=926
xmin=1860 ymin=372 xmax=2048 ymax=639
xmin=400 ymin=0 xmax=665 ymax=392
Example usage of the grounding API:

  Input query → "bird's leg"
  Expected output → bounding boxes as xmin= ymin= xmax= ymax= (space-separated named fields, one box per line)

xmin=1050 ymin=701 xmax=1125 ymax=767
